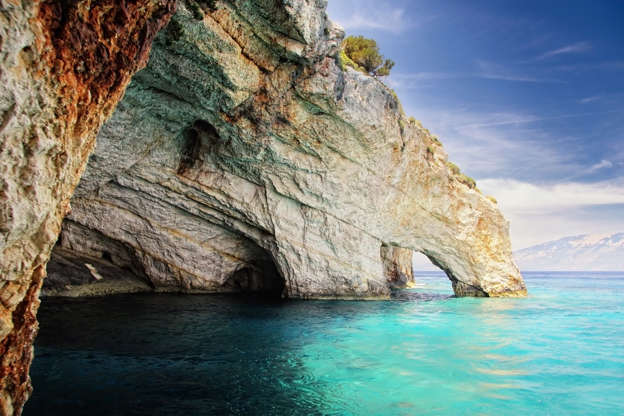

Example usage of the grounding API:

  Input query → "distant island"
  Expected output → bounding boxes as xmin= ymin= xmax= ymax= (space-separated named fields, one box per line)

xmin=514 ymin=233 xmax=624 ymax=271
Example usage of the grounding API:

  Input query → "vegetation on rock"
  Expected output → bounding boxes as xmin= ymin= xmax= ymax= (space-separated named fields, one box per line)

xmin=446 ymin=161 xmax=461 ymax=175
xmin=339 ymin=35 xmax=395 ymax=77
xmin=458 ymin=173 xmax=477 ymax=189
xmin=446 ymin=161 xmax=477 ymax=189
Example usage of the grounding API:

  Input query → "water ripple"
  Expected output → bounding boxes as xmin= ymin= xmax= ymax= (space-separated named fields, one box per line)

xmin=24 ymin=272 xmax=624 ymax=415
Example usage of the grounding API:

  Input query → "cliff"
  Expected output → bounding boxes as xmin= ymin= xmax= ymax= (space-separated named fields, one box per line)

xmin=48 ymin=1 xmax=526 ymax=299
xmin=0 ymin=0 xmax=176 ymax=413
xmin=0 ymin=0 xmax=526 ymax=414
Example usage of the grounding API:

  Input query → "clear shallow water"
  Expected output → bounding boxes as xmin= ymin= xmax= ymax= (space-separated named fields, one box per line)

xmin=25 ymin=272 xmax=624 ymax=415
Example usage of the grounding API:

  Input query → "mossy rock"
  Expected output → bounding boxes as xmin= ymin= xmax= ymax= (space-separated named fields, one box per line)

xmin=446 ymin=161 xmax=461 ymax=175
xmin=458 ymin=174 xmax=476 ymax=189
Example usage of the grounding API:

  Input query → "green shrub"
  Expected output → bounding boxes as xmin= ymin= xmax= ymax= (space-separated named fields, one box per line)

xmin=340 ymin=35 xmax=395 ymax=77
xmin=200 ymin=0 xmax=217 ymax=11
xmin=398 ymin=118 xmax=405 ymax=131
xmin=446 ymin=161 xmax=477 ymax=189
xmin=446 ymin=161 xmax=460 ymax=175
xmin=188 ymin=1 xmax=204 ymax=19
xmin=338 ymin=49 xmax=366 ymax=73
xmin=486 ymin=195 xmax=498 ymax=204
xmin=458 ymin=174 xmax=477 ymax=189
xmin=188 ymin=0 xmax=217 ymax=19
xmin=410 ymin=118 xmax=423 ymax=128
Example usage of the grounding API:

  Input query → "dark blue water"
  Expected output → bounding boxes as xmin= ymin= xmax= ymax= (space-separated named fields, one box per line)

xmin=25 ymin=272 xmax=624 ymax=415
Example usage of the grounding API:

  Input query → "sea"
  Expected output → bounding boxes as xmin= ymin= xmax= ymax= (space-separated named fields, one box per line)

xmin=24 ymin=271 xmax=624 ymax=415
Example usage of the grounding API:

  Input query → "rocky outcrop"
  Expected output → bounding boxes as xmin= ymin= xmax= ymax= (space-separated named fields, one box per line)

xmin=0 ymin=1 xmax=175 ymax=413
xmin=49 ymin=0 xmax=527 ymax=301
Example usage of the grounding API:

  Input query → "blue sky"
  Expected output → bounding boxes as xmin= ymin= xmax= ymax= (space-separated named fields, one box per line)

xmin=327 ymin=0 xmax=624 ymax=249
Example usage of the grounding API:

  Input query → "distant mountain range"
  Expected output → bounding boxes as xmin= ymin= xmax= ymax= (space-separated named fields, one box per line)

xmin=514 ymin=233 xmax=624 ymax=271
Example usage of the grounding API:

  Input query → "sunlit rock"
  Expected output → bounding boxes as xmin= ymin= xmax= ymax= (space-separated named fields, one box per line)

xmin=53 ymin=1 xmax=526 ymax=300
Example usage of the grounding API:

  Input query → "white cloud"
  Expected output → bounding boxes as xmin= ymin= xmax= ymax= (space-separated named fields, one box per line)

xmin=411 ymin=177 xmax=624 ymax=260
xmin=579 ymin=95 xmax=601 ymax=104
xmin=479 ymin=178 xmax=624 ymax=248
xmin=479 ymin=178 xmax=624 ymax=214
xmin=587 ymin=159 xmax=613 ymax=173
xmin=536 ymin=41 xmax=591 ymax=60
xmin=337 ymin=8 xmax=407 ymax=33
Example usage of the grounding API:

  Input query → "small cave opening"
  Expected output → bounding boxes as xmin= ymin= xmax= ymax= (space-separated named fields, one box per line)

xmin=382 ymin=244 xmax=458 ymax=298
xmin=223 ymin=249 xmax=286 ymax=300
xmin=410 ymin=250 xmax=487 ymax=297
xmin=177 ymin=119 xmax=220 ymax=174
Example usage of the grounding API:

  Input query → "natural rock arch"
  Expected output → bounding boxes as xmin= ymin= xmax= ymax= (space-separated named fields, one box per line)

xmin=381 ymin=245 xmax=491 ymax=297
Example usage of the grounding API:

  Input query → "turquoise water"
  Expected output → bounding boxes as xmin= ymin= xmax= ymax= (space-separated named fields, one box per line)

xmin=25 ymin=272 xmax=624 ymax=415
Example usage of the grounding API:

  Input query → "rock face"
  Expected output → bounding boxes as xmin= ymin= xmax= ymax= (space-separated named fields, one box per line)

xmin=381 ymin=245 xmax=414 ymax=288
xmin=49 ymin=0 xmax=527 ymax=301
xmin=0 ymin=1 xmax=175 ymax=413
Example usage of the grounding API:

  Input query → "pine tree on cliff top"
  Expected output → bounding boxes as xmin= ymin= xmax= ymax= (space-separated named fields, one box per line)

xmin=340 ymin=35 xmax=395 ymax=77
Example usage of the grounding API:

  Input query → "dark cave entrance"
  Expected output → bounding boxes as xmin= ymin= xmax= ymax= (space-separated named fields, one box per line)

xmin=222 ymin=248 xmax=286 ymax=300
xmin=177 ymin=119 xmax=220 ymax=174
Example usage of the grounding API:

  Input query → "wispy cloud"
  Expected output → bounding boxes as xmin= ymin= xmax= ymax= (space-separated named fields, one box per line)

xmin=338 ymin=9 xmax=407 ymax=33
xmin=386 ymin=72 xmax=462 ymax=88
xmin=587 ymin=159 xmax=613 ymax=173
xmin=327 ymin=1 xmax=424 ymax=34
xmin=458 ymin=110 xmax=623 ymax=129
xmin=553 ymin=61 xmax=624 ymax=72
xmin=387 ymin=60 xmax=562 ymax=88
xmin=475 ymin=60 xmax=562 ymax=83
xmin=399 ymin=106 xmax=580 ymax=180
xmin=536 ymin=41 xmax=591 ymax=60
xmin=579 ymin=95 xmax=601 ymax=104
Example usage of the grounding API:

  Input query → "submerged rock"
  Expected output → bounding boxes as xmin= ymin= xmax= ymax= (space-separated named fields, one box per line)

xmin=50 ymin=1 xmax=526 ymax=300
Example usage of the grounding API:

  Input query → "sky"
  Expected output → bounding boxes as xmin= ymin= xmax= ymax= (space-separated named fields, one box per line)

xmin=327 ymin=0 xmax=624 ymax=251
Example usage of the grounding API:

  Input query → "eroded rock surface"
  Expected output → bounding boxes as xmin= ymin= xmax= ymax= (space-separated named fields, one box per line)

xmin=0 ymin=1 xmax=175 ymax=413
xmin=381 ymin=245 xmax=414 ymax=289
xmin=51 ymin=0 xmax=527 ymax=301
